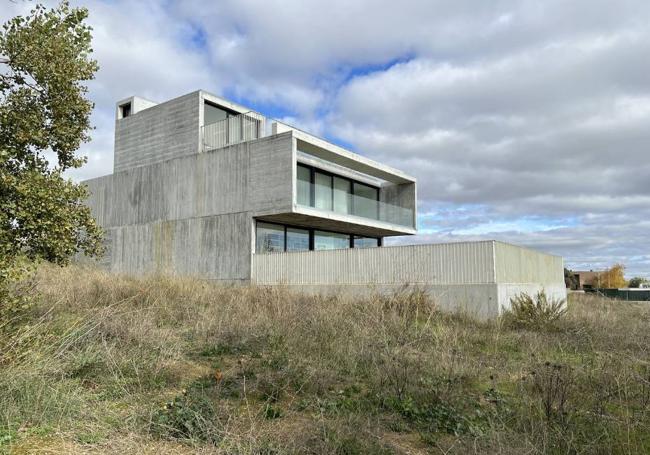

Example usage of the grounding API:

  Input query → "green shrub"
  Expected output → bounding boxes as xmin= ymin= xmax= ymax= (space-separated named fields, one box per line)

xmin=150 ymin=387 xmax=221 ymax=444
xmin=503 ymin=291 xmax=567 ymax=330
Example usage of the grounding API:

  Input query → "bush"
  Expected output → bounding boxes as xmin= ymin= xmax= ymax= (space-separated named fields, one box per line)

xmin=150 ymin=386 xmax=221 ymax=444
xmin=502 ymin=291 xmax=566 ymax=330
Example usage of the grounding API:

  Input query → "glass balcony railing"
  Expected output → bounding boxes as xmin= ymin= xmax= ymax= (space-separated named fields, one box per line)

xmin=297 ymin=182 xmax=414 ymax=228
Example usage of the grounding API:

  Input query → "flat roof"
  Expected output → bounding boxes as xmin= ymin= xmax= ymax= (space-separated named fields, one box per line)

xmin=198 ymin=89 xmax=416 ymax=184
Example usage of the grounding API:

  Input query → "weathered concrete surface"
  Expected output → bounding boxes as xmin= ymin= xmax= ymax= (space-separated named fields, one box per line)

xmin=105 ymin=213 xmax=251 ymax=281
xmin=85 ymin=132 xmax=295 ymax=279
xmin=251 ymin=241 xmax=566 ymax=319
xmin=114 ymin=91 xmax=201 ymax=172
xmin=86 ymin=133 xmax=295 ymax=229
xmin=272 ymin=283 xmax=500 ymax=319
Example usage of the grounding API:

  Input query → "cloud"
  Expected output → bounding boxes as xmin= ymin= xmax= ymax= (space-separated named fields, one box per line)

xmin=2 ymin=1 xmax=649 ymax=277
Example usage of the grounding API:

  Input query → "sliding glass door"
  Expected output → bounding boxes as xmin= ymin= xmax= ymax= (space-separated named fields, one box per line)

xmin=297 ymin=163 xmax=379 ymax=221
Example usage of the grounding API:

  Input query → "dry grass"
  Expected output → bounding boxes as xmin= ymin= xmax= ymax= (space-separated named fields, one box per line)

xmin=1 ymin=265 xmax=649 ymax=454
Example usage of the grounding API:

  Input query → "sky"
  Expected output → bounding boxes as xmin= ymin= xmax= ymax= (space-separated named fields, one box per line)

xmin=3 ymin=0 xmax=650 ymax=278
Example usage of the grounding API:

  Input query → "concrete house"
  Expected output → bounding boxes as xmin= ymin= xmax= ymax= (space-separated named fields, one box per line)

xmin=84 ymin=90 xmax=567 ymax=318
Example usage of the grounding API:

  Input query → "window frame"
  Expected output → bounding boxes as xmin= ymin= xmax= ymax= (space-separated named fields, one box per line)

xmin=254 ymin=220 xmax=381 ymax=253
xmin=296 ymin=163 xmax=380 ymax=217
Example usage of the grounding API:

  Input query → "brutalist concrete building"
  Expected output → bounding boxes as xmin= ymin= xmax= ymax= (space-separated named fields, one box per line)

xmin=84 ymin=90 xmax=566 ymax=318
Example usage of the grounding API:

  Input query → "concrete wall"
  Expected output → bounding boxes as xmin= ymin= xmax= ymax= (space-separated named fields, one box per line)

xmin=85 ymin=133 xmax=294 ymax=229
xmin=282 ymin=283 xmax=499 ymax=319
xmin=114 ymin=91 xmax=201 ymax=172
xmin=105 ymin=213 xmax=251 ymax=281
xmin=251 ymin=241 xmax=566 ymax=319
xmin=84 ymin=132 xmax=295 ymax=280
xmin=247 ymin=133 xmax=294 ymax=215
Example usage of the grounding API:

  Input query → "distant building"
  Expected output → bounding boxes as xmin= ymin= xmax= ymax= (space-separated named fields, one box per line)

xmin=566 ymin=270 xmax=604 ymax=290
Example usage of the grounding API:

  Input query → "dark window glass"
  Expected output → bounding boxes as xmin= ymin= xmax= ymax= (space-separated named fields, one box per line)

xmin=256 ymin=222 xmax=285 ymax=253
xmin=286 ymin=227 xmax=310 ymax=251
xmin=353 ymin=236 xmax=379 ymax=248
xmin=314 ymin=172 xmax=333 ymax=211
xmin=314 ymin=230 xmax=350 ymax=250
xmin=353 ymin=182 xmax=378 ymax=219
xmin=204 ymin=102 xmax=228 ymax=125
xmin=297 ymin=165 xmax=311 ymax=206
xmin=121 ymin=103 xmax=131 ymax=118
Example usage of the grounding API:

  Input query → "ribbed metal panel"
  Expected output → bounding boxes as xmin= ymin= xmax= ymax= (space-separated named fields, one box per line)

xmin=252 ymin=241 xmax=496 ymax=285
xmin=493 ymin=241 xmax=564 ymax=284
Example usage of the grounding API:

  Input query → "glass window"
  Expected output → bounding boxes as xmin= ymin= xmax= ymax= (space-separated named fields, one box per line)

xmin=353 ymin=236 xmax=379 ymax=248
xmin=353 ymin=182 xmax=378 ymax=220
xmin=286 ymin=227 xmax=309 ymax=251
xmin=333 ymin=176 xmax=351 ymax=214
xmin=204 ymin=102 xmax=228 ymax=125
xmin=314 ymin=231 xmax=350 ymax=250
xmin=297 ymin=165 xmax=311 ymax=206
xmin=256 ymin=222 xmax=285 ymax=253
xmin=314 ymin=172 xmax=332 ymax=211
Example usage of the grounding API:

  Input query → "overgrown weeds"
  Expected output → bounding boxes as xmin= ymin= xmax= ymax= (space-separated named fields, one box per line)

xmin=0 ymin=265 xmax=648 ymax=454
xmin=502 ymin=290 xmax=567 ymax=330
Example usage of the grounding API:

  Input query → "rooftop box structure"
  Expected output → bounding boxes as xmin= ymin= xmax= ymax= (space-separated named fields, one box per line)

xmin=83 ymin=90 xmax=566 ymax=318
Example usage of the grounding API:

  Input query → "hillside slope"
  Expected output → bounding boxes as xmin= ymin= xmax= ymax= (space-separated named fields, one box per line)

xmin=1 ymin=266 xmax=649 ymax=454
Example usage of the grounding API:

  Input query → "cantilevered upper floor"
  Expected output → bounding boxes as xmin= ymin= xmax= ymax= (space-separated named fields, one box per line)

xmin=109 ymin=90 xmax=417 ymax=238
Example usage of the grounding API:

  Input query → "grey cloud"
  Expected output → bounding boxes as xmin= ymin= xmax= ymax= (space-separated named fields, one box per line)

xmin=2 ymin=0 xmax=648 ymax=276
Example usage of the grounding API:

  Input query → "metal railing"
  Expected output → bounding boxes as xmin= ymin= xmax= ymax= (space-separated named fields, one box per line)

xmin=201 ymin=111 xmax=268 ymax=152
xmin=297 ymin=183 xmax=414 ymax=228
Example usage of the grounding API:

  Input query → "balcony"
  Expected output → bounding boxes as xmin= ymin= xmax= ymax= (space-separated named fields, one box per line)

xmin=297 ymin=180 xmax=414 ymax=228
xmin=202 ymin=112 xmax=268 ymax=152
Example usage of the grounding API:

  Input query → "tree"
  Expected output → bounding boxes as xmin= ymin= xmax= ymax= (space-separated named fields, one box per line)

xmin=564 ymin=268 xmax=579 ymax=290
xmin=628 ymin=277 xmax=649 ymax=288
xmin=592 ymin=264 xmax=626 ymax=289
xmin=1 ymin=2 xmax=103 ymax=315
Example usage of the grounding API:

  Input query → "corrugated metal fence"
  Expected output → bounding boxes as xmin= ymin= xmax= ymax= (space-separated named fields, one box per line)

xmin=252 ymin=241 xmax=497 ymax=285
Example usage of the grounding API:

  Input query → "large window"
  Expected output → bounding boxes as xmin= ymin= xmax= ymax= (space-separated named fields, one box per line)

xmin=204 ymin=102 xmax=229 ymax=125
xmin=256 ymin=222 xmax=285 ymax=253
xmin=296 ymin=163 xmax=379 ymax=221
xmin=353 ymin=236 xmax=380 ymax=248
xmin=314 ymin=231 xmax=350 ymax=250
xmin=286 ymin=227 xmax=309 ymax=251
xmin=255 ymin=221 xmax=380 ymax=253
xmin=297 ymin=165 xmax=311 ymax=206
